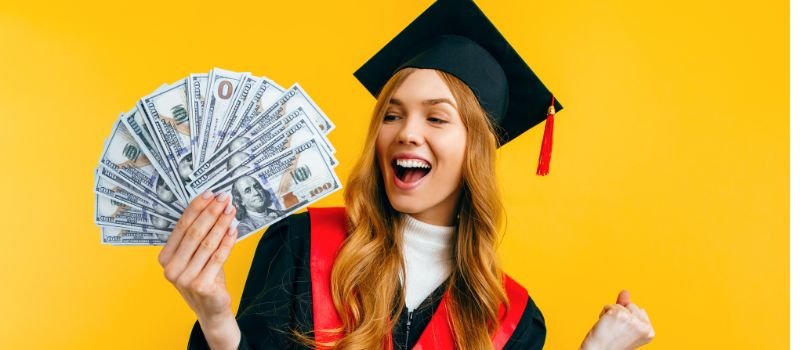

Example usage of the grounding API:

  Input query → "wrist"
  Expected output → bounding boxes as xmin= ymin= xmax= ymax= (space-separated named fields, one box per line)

xmin=198 ymin=311 xmax=240 ymax=350
xmin=579 ymin=334 xmax=604 ymax=350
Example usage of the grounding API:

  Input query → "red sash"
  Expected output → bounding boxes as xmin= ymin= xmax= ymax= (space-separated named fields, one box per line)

xmin=309 ymin=207 xmax=528 ymax=349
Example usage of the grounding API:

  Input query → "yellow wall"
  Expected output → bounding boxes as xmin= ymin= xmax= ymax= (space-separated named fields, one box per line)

xmin=0 ymin=0 xmax=787 ymax=348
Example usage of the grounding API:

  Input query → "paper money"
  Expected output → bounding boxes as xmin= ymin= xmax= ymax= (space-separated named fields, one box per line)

xmin=192 ymin=107 xmax=335 ymax=180
xmin=95 ymin=195 xmax=176 ymax=232
xmin=197 ymin=68 xmax=247 ymax=165
xmin=96 ymin=68 xmax=341 ymax=245
xmin=220 ymin=77 xmax=286 ymax=147
xmin=188 ymin=73 xmax=209 ymax=169
xmin=208 ymin=138 xmax=341 ymax=240
xmin=140 ymin=79 xmax=194 ymax=201
xmin=120 ymin=107 xmax=187 ymax=204
xmin=95 ymin=171 xmax=181 ymax=220
xmin=100 ymin=226 xmax=169 ymax=245
xmin=98 ymin=120 xmax=185 ymax=213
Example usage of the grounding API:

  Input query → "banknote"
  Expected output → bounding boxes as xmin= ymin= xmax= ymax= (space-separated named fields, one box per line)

xmin=187 ymin=113 xmax=337 ymax=195
xmin=197 ymin=68 xmax=247 ymax=165
xmin=243 ymin=83 xmax=334 ymax=135
xmin=207 ymin=138 xmax=341 ymax=240
xmin=188 ymin=73 xmax=209 ymax=169
xmin=95 ymin=195 xmax=176 ymax=232
xmin=96 ymin=68 xmax=340 ymax=245
xmin=120 ymin=107 xmax=187 ymax=205
xmin=220 ymin=77 xmax=286 ymax=147
xmin=140 ymin=79 xmax=194 ymax=201
xmin=210 ymin=74 xmax=259 ymax=153
xmin=94 ymin=171 xmax=181 ymax=220
xmin=98 ymin=120 xmax=185 ymax=213
xmin=100 ymin=226 xmax=169 ymax=245
xmin=95 ymin=165 xmax=184 ymax=218
xmin=192 ymin=107 xmax=335 ymax=180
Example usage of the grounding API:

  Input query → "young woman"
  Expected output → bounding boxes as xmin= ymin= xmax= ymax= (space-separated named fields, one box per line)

xmin=158 ymin=1 xmax=655 ymax=349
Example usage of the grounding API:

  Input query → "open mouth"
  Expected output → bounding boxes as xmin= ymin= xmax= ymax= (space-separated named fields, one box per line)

xmin=392 ymin=158 xmax=432 ymax=184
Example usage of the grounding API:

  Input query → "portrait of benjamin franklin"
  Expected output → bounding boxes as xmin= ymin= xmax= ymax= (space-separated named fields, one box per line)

xmin=156 ymin=176 xmax=177 ymax=204
xmin=231 ymin=175 xmax=285 ymax=234
xmin=178 ymin=153 xmax=193 ymax=183
xmin=151 ymin=214 xmax=171 ymax=230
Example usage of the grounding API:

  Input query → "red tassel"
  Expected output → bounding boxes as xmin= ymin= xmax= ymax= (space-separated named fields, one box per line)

xmin=536 ymin=96 xmax=556 ymax=176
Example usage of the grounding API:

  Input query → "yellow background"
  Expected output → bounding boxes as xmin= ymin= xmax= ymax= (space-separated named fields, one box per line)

xmin=0 ymin=0 xmax=787 ymax=348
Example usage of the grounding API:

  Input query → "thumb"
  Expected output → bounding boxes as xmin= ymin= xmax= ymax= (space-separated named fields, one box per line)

xmin=616 ymin=289 xmax=631 ymax=306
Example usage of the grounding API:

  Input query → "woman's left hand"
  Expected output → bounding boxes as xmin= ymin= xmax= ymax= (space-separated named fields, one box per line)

xmin=579 ymin=290 xmax=655 ymax=350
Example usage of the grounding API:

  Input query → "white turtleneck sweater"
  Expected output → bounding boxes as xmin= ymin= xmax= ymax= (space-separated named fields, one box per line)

xmin=399 ymin=214 xmax=455 ymax=311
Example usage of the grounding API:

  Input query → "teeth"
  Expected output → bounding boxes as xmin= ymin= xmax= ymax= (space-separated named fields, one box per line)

xmin=395 ymin=158 xmax=431 ymax=169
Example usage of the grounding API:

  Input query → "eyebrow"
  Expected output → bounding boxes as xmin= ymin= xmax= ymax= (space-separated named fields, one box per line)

xmin=389 ymin=98 xmax=456 ymax=108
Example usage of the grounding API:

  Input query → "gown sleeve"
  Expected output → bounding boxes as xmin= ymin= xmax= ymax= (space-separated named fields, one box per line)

xmin=187 ymin=213 xmax=314 ymax=350
xmin=502 ymin=297 xmax=546 ymax=350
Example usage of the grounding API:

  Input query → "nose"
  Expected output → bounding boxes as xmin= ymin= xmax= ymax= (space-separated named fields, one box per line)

xmin=396 ymin=117 xmax=425 ymax=146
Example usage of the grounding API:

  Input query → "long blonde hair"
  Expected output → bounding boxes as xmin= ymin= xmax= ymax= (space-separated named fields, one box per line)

xmin=319 ymin=67 xmax=507 ymax=349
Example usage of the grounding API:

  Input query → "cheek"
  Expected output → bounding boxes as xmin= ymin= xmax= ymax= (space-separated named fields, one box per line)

xmin=432 ymin=131 xmax=467 ymax=179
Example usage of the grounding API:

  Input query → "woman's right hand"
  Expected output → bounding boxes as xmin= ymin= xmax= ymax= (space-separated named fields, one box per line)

xmin=158 ymin=191 xmax=241 ymax=349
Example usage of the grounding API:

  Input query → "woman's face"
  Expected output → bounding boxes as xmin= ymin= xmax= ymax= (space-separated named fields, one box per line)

xmin=376 ymin=69 xmax=467 ymax=226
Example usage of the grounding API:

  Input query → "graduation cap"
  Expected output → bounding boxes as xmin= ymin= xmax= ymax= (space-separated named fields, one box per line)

xmin=354 ymin=0 xmax=564 ymax=175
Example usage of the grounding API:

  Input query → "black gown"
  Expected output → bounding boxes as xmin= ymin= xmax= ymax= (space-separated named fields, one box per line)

xmin=188 ymin=212 xmax=546 ymax=349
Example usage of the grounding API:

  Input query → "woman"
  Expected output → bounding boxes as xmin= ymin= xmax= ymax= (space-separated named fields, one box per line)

xmin=159 ymin=1 xmax=655 ymax=349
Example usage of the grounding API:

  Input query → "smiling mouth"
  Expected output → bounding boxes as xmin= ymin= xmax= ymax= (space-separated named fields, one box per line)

xmin=392 ymin=158 xmax=432 ymax=184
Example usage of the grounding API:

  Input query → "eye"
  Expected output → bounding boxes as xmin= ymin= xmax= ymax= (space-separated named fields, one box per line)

xmin=428 ymin=116 xmax=448 ymax=124
xmin=383 ymin=114 xmax=401 ymax=122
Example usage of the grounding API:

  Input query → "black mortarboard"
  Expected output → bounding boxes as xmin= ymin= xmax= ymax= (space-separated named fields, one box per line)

xmin=354 ymin=0 xmax=564 ymax=175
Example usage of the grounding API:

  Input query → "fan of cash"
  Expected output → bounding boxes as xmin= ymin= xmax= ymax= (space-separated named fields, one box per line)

xmin=94 ymin=68 xmax=342 ymax=245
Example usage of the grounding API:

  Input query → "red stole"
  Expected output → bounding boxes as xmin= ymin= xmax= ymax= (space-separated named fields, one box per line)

xmin=309 ymin=207 xmax=528 ymax=349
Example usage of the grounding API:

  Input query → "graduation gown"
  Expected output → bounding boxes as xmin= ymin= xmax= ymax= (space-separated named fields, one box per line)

xmin=188 ymin=211 xmax=546 ymax=349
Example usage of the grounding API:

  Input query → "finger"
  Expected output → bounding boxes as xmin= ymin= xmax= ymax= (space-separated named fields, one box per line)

xmin=196 ymin=226 xmax=238 ymax=286
xmin=159 ymin=190 xmax=214 ymax=266
xmin=616 ymin=289 xmax=631 ymax=306
xmin=164 ymin=193 xmax=230 ymax=279
xmin=599 ymin=304 xmax=613 ymax=318
xmin=178 ymin=202 xmax=236 ymax=283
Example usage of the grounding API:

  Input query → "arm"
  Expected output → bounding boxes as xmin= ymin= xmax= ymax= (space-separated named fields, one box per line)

xmin=159 ymin=191 xmax=241 ymax=350
xmin=188 ymin=212 xmax=312 ymax=350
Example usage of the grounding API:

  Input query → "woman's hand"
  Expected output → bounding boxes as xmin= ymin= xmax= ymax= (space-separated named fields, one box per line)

xmin=579 ymin=290 xmax=655 ymax=350
xmin=158 ymin=191 xmax=241 ymax=349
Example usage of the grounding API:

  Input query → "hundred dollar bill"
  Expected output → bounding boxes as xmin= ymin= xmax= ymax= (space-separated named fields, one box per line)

xmin=96 ymin=165 xmax=184 ymax=217
xmin=208 ymin=138 xmax=342 ymax=240
xmin=95 ymin=170 xmax=181 ymax=220
xmin=210 ymin=74 xmax=259 ymax=153
xmin=99 ymin=120 xmax=185 ymax=214
xmin=213 ymin=83 xmax=334 ymax=162
xmin=192 ymin=107 xmax=335 ymax=179
xmin=187 ymin=114 xmax=337 ymax=195
xmin=219 ymin=77 xmax=285 ymax=147
xmin=248 ymin=83 xmax=333 ymax=134
xmin=197 ymin=68 xmax=247 ymax=165
xmin=140 ymin=79 xmax=194 ymax=201
xmin=188 ymin=73 xmax=209 ymax=169
xmin=100 ymin=226 xmax=169 ymax=246
xmin=120 ymin=107 xmax=187 ymax=205
xmin=95 ymin=195 xmax=176 ymax=232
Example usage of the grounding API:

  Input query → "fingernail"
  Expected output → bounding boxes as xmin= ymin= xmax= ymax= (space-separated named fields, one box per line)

xmin=224 ymin=203 xmax=234 ymax=215
xmin=228 ymin=227 xmax=237 ymax=237
xmin=216 ymin=192 xmax=230 ymax=202
xmin=201 ymin=190 xmax=213 ymax=199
